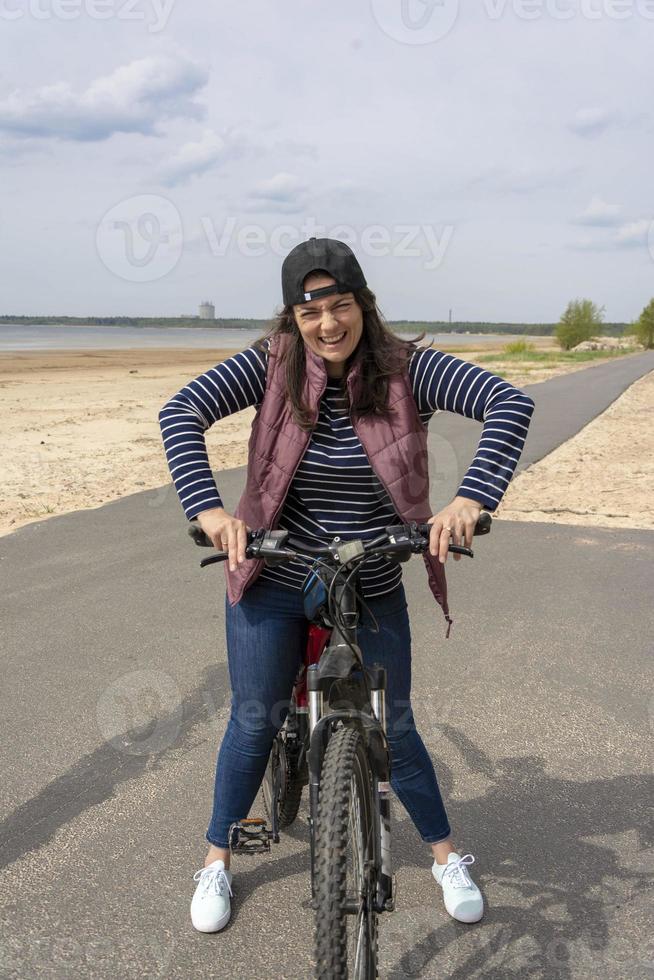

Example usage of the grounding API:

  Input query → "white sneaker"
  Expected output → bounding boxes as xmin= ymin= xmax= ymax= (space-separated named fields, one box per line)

xmin=432 ymin=852 xmax=484 ymax=923
xmin=190 ymin=859 xmax=233 ymax=933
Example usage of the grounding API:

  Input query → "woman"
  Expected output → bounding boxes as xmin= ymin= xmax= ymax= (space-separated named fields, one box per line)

xmin=158 ymin=238 xmax=535 ymax=934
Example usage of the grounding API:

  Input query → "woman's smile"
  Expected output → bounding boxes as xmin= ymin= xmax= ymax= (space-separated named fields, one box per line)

xmin=318 ymin=331 xmax=346 ymax=346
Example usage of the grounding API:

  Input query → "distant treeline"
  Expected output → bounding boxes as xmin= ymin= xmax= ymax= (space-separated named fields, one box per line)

xmin=0 ymin=315 xmax=628 ymax=337
xmin=0 ymin=315 xmax=267 ymax=329
xmin=391 ymin=320 xmax=628 ymax=337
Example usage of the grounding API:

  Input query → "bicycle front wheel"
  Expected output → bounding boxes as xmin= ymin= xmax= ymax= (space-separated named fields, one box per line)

xmin=313 ymin=725 xmax=379 ymax=979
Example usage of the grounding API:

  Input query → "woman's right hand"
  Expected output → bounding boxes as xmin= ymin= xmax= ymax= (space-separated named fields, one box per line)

xmin=196 ymin=507 xmax=250 ymax=572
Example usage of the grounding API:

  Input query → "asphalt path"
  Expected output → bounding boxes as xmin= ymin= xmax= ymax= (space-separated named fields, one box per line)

xmin=1 ymin=351 xmax=653 ymax=979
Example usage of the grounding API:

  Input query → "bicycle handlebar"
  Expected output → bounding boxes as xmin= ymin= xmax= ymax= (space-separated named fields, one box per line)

xmin=187 ymin=511 xmax=492 ymax=569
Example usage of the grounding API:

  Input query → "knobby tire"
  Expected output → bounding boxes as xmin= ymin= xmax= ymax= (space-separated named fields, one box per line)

xmin=313 ymin=725 xmax=378 ymax=979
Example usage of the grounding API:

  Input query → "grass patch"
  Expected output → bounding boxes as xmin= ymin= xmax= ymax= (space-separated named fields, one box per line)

xmin=503 ymin=339 xmax=536 ymax=354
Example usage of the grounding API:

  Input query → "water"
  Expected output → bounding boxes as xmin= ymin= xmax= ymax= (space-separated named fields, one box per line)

xmin=0 ymin=323 xmax=513 ymax=352
xmin=0 ymin=324 xmax=264 ymax=351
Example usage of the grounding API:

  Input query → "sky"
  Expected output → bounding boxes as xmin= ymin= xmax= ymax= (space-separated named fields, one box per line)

xmin=0 ymin=0 xmax=652 ymax=322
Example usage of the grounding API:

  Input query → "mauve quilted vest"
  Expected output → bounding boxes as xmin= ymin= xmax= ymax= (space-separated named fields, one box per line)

xmin=224 ymin=333 xmax=453 ymax=637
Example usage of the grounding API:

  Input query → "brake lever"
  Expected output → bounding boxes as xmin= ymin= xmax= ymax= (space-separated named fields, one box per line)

xmin=449 ymin=544 xmax=474 ymax=558
xmin=200 ymin=553 xmax=228 ymax=568
xmin=194 ymin=527 xmax=295 ymax=569
xmin=189 ymin=521 xmax=265 ymax=568
xmin=410 ymin=526 xmax=475 ymax=559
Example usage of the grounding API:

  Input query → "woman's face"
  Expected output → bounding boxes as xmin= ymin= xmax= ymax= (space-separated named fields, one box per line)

xmin=292 ymin=272 xmax=364 ymax=378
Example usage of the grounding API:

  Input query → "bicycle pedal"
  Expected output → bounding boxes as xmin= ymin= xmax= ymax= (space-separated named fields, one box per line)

xmin=228 ymin=818 xmax=273 ymax=855
xmin=385 ymin=874 xmax=398 ymax=912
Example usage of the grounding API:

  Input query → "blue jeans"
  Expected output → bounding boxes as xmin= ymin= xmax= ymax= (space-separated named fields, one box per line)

xmin=207 ymin=579 xmax=451 ymax=848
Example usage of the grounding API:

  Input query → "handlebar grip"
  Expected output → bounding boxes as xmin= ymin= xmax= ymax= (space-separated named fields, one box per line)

xmin=475 ymin=511 xmax=492 ymax=535
xmin=188 ymin=521 xmax=213 ymax=548
xmin=417 ymin=511 xmax=492 ymax=538
xmin=187 ymin=520 xmax=260 ymax=551
xmin=188 ymin=521 xmax=266 ymax=569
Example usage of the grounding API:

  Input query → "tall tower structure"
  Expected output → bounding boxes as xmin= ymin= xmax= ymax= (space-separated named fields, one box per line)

xmin=199 ymin=301 xmax=215 ymax=320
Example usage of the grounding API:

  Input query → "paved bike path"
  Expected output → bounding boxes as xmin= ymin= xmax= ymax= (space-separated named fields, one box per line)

xmin=427 ymin=349 xmax=654 ymax=510
xmin=0 ymin=351 xmax=652 ymax=979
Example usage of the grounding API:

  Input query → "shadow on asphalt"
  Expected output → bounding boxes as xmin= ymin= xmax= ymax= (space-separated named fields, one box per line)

xmin=385 ymin=723 xmax=654 ymax=978
xmin=190 ymin=722 xmax=653 ymax=977
xmin=0 ymin=662 xmax=229 ymax=870
xmin=3 ymin=707 xmax=652 ymax=976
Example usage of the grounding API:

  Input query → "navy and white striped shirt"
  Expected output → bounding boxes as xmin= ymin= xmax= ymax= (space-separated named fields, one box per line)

xmin=159 ymin=343 xmax=535 ymax=597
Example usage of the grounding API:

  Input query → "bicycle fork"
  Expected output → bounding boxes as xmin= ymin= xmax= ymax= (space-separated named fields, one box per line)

xmin=369 ymin=664 xmax=394 ymax=913
xmin=307 ymin=664 xmax=395 ymax=913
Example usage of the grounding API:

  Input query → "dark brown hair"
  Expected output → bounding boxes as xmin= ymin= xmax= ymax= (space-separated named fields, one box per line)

xmin=255 ymin=285 xmax=428 ymax=430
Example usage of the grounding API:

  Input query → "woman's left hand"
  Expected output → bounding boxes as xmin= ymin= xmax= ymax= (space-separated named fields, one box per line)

xmin=427 ymin=495 xmax=483 ymax=564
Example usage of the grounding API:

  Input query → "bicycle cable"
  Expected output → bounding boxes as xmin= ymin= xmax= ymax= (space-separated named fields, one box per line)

xmin=278 ymin=552 xmax=369 ymax=689
xmin=325 ymin=556 xmax=383 ymax=710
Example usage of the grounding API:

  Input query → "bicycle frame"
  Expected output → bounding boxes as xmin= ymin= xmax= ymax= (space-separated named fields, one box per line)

xmin=293 ymin=623 xmax=331 ymax=714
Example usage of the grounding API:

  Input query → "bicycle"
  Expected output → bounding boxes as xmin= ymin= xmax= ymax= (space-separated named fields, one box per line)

xmin=189 ymin=512 xmax=492 ymax=978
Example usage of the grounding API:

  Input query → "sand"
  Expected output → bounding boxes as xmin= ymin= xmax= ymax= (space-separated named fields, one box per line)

xmin=0 ymin=348 xmax=255 ymax=536
xmin=1 ymin=345 xmax=651 ymax=537
xmin=495 ymin=368 xmax=654 ymax=530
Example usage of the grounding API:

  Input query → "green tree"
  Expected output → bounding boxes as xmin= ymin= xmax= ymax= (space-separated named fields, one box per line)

xmin=633 ymin=298 xmax=654 ymax=349
xmin=555 ymin=299 xmax=605 ymax=351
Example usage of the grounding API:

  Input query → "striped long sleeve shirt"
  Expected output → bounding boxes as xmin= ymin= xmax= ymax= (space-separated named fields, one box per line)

xmin=159 ymin=343 xmax=535 ymax=597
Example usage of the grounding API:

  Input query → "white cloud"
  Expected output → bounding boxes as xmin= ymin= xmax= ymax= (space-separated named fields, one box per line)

xmin=569 ymin=219 xmax=651 ymax=252
xmin=614 ymin=220 xmax=650 ymax=247
xmin=0 ymin=55 xmax=208 ymax=142
xmin=245 ymin=172 xmax=309 ymax=214
xmin=568 ymin=106 xmax=615 ymax=139
xmin=574 ymin=196 xmax=622 ymax=226
xmin=158 ymin=129 xmax=250 ymax=186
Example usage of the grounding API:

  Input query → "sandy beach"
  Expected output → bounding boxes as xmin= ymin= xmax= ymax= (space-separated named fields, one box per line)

xmin=495 ymin=368 xmax=654 ymax=530
xmin=1 ymin=344 xmax=651 ymax=536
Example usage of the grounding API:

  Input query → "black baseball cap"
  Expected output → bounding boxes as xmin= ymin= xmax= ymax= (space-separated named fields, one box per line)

xmin=281 ymin=237 xmax=367 ymax=307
